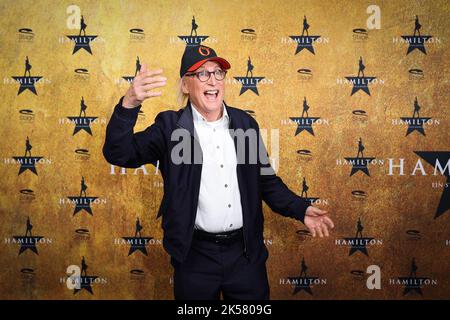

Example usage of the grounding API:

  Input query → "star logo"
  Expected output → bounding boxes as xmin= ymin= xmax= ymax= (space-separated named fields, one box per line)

xmin=67 ymin=96 xmax=98 ymax=135
xmin=290 ymin=97 xmax=321 ymax=136
xmin=234 ymin=56 xmax=265 ymax=95
xmin=345 ymin=56 xmax=376 ymax=96
xmin=289 ymin=16 xmax=321 ymax=54
xmin=342 ymin=217 xmax=374 ymax=256
xmin=66 ymin=15 xmax=97 ymax=54
xmin=13 ymin=217 xmax=44 ymax=255
xmin=400 ymin=97 xmax=431 ymax=136
xmin=345 ymin=137 xmax=376 ymax=176
xmin=71 ymin=257 xmax=99 ymax=295
xmin=12 ymin=56 xmax=42 ymax=95
xmin=288 ymin=258 xmax=319 ymax=295
xmin=13 ymin=136 xmax=44 ymax=175
xmin=401 ymin=15 xmax=433 ymax=55
xmin=177 ymin=16 xmax=208 ymax=47
xmin=398 ymin=258 xmax=430 ymax=296
xmin=68 ymin=176 xmax=98 ymax=216
xmin=122 ymin=218 xmax=153 ymax=256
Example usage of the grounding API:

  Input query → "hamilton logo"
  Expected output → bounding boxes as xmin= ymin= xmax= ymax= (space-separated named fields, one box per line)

xmin=397 ymin=258 xmax=430 ymax=296
xmin=289 ymin=16 xmax=321 ymax=55
xmin=414 ymin=151 xmax=449 ymax=219
xmin=345 ymin=137 xmax=376 ymax=176
xmin=67 ymin=96 xmax=98 ymax=135
xmin=299 ymin=177 xmax=320 ymax=205
xmin=122 ymin=218 xmax=154 ymax=256
xmin=13 ymin=217 xmax=44 ymax=255
xmin=234 ymin=57 xmax=265 ymax=96
xmin=13 ymin=136 xmax=44 ymax=175
xmin=345 ymin=56 xmax=376 ymax=96
xmin=287 ymin=257 xmax=319 ymax=295
xmin=122 ymin=56 xmax=141 ymax=83
xmin=66 ymin=15 xmax=97 ymax=54
xmin=290 ymin=97 xmax=321 ymax=136
xmin=67 ymin=176 xmax=98 ymax=216
xmin=12 ymin=56 xmax=42 ymax=95
xmin=67 ymin=256 xmax=99 ymax=295
xmin=341 ymin=217 xmax=375 ymax=256
xmin=401 ymin=15 xmax=433 ymax=55
xmin=178 ymin=16 xmax=208 ymax=46
xmin=400 ymin=97 xmax=431 ymax=136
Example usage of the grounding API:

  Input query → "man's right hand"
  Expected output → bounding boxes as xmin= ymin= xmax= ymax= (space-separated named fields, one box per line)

xmin=122 ymin=64 xmax=167 ymax=109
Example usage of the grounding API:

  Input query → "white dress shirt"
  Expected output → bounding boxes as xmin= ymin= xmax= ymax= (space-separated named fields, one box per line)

xmin=191 ymin=102 xmax=244 ymax=233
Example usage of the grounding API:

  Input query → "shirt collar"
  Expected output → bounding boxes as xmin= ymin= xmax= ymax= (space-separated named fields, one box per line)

xmin=190 ymin=101 xmax=229 ymax=127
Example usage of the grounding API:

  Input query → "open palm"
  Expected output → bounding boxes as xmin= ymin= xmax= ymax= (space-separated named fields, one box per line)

xmin=304 ymin=206 xmax=335 ymax=237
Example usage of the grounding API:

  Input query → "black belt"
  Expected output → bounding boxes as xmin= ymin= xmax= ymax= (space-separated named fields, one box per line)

xmin=193 ymin=227 xmax=243 ymax=245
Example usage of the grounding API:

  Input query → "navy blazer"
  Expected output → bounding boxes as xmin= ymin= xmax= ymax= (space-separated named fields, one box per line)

xmin=103 ymin=97 xmax=309 ymax=263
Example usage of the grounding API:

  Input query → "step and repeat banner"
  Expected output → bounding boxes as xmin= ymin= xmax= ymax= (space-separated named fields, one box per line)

xmin=0 ymin=0 xmax=448 ymax=299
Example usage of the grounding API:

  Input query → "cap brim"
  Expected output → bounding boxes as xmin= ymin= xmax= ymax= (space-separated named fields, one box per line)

xmin=187 ymin=57 xmax=231 ymax=73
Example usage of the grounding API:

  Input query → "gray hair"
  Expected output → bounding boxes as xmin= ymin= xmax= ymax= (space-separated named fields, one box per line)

xmin=176 ymin=77 xmax=189 ymax=106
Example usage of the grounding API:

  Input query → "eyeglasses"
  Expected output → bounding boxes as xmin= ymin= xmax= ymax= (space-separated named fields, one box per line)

xmin=185 ymin=69 xmax=227 ymax=82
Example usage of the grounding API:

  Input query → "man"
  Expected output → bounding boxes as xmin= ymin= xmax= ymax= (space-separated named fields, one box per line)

xmin=81 ymin=256 xmax=88 ymax=277
xmin=135 ymin=217 xmax=143 ymax=237
xmin=191 ymin=16 xmax=198 ymax=36
xmin=25 ymin=216 xmax=33 ymax=237
xmin=358 ymin=56 xmax=365 ymax=77
xmin=301 ymin=177 xmax=309 ymax=198
xmin=135 ymin=56 xmax=141 ymax=77
xmin=24 ymin=136 xmax=32 ymax=157
xmin=79 ymin=96 xmax=87 ymax=117
xmin=355 ymin=217 xmax=363 ymax=238
xmin=300 ymin=257 xmax=308 ymax=277
xmin=103 ymin=44 xmax=334 ymax=300
xmin=414 ymin=15 xmax=421 ymax=36
xmin=302 ymin=96 xmax=309 ymax=118
xmin=357 ymin=137 xmax=365 ymax=158
xmin=80 ymin=176 xmax=87 ymax=197
xmin=302 ymin=15 xmax=309 ymax=36
xmin=24 ymin=56 xmax=32 ymax=77
xmin=79 ymin=15 xmax=87 ymax=36
xmin=246 ymin=56 xmax=254 ymax=77
xmin=413 ymin=96 xmax=420 ymax=118
xmin=410 ymin=258 xmax=418 ymax=278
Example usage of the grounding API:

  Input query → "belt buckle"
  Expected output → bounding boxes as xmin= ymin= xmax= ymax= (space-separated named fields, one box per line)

xmin=214 ymin=234 xmax=228 ymax=244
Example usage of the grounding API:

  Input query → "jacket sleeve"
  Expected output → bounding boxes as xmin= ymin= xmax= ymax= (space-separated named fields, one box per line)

xmin=102 ymin=97 xmax=166 ymax=168
xmin=257 ymin=124 xmax=310 ymax=223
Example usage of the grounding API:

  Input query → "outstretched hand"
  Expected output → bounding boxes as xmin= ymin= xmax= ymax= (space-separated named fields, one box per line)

xmin=122 ymin=63 xmax=167 ymax=108
xmin=303 ymin=206 xmax=334 ymax=237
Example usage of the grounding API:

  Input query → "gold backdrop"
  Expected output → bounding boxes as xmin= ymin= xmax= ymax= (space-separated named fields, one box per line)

xmin=0 ymin=0 xmax=449 ymax=299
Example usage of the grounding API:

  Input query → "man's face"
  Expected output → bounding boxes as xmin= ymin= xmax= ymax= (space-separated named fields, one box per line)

xmin=182 ymin=61 xmax=225 ymax=116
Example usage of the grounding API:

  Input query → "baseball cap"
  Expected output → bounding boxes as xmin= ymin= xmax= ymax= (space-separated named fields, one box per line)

xmin=179 ymin=45 xmax=231 ymax=78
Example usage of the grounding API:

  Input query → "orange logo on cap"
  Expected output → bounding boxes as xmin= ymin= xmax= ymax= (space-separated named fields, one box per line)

xmin=199 ymin=46 xmax=210 ymax=56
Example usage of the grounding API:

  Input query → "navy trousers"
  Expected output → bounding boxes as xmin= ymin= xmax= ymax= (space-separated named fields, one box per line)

xmin=171 ymin=234 xmax=270 ymax=300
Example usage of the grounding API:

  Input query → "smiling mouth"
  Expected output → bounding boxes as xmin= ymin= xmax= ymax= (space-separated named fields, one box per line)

xmin=204 ymin=90 xmax=219 ymax=101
